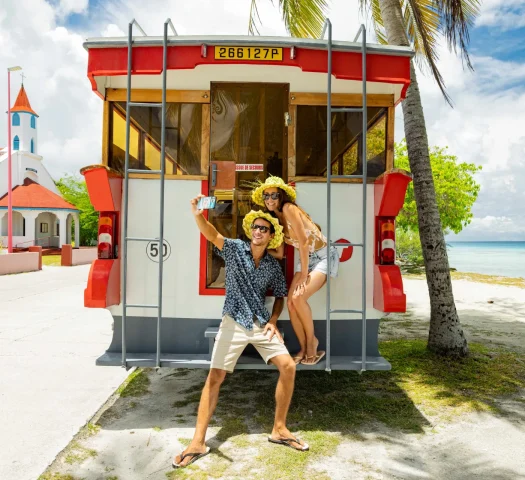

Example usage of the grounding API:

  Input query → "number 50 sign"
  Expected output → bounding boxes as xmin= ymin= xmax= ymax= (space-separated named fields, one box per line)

xmin=146 ymin=239 xmax=171 ymax=263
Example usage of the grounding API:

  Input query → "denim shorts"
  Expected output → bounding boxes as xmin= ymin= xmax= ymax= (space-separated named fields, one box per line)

xmin=295 ymin=246 xmax=339 ymax=278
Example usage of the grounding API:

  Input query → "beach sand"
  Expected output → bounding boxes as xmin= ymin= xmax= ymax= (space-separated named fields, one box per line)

xmin=39 ymin=277 xmax=525 ymax=480
xmin=381 ymin=277 xmax=525 ymax=353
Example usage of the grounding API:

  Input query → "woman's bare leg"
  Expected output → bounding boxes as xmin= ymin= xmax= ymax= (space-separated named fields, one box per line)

xmin=291 ymin=271 xmax=327 ymax=362
xmin=287 ymin=273 xmax=307 ymax=362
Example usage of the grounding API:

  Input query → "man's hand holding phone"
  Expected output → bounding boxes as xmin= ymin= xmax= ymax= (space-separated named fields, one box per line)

xmin=190 ymin=194 xmax=205 ymax=216
xmin=191 ymin=195 xmax=218 ymax=216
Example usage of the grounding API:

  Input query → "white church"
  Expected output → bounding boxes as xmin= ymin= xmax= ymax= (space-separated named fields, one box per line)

xmin=0 ymin=84 xmax=80 ymax=250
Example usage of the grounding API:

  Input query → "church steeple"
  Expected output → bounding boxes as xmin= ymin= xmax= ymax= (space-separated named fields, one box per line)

xmin=11 ymin=84 xmax=38 ymax=117
xmin=10 ymin=85 xmax=39 ymax=155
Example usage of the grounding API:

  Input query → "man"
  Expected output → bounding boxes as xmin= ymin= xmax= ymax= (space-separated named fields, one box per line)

xmin=172 ymin=195 xmax=309 ymax=469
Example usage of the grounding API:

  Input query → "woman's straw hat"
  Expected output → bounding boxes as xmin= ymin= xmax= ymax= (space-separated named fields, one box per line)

xmin=251 ymin=175 xmax=296 ymax=207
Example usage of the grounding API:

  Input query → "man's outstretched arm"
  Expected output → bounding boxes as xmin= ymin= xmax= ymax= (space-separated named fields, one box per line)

xmin=190 ymin=195 xmax=225 ymax=251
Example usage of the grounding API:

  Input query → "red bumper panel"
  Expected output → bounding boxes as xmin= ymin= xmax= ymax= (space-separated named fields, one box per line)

xmin=374 ymin=265 xmax=406 ymax=312
xmin=84 ymin=259 xmax=121 ymax=308
xmin=80 ymin=165 xmax=123 ymax=308
xmin=373 ymin=169 xmax=412 ymax=312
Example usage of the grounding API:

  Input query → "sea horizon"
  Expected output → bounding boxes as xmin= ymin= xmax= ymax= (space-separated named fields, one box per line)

xmin=445 ymin=241 xmax=524 ymax=278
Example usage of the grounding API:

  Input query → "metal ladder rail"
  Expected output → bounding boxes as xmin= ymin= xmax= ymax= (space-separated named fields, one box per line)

xmin=121 ymin=19 xmax=176 ymax=369
xmin=323 ymin=20 xmax=368 ymax=373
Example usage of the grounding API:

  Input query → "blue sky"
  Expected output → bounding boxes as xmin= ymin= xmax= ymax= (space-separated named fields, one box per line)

xmin=1 ymin=0 xmax=524 ymax=241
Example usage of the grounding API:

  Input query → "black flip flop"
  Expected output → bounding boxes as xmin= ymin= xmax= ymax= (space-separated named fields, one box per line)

xmin=172 ymin=446 xmax=211 ymax=468
xmin=268 ymin=436 xmax=309 ymax=451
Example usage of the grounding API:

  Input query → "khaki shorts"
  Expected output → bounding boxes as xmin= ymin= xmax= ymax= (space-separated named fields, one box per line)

xmin=210 ymin=314 xmax=290 ymax=373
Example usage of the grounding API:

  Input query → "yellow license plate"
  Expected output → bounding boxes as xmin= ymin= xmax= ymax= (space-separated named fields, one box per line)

xmin=214 ymin=46 xmax=283 ymax=61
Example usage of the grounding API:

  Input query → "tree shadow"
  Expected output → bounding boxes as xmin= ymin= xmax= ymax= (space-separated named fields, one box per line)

xmin=74 ymin=340 xmax=525 ymax=479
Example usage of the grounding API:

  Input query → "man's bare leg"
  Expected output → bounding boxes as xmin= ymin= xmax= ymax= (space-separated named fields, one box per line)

xmin=173 ymin=368 xmax=227 ymax=467
xmin=269 ymin=354 xmax=308 ymax=449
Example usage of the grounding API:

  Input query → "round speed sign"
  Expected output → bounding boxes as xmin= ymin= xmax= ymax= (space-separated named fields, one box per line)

xmin=146 ymin=239 xmax=171 ymax=263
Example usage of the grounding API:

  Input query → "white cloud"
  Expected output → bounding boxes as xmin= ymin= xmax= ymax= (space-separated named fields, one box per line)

xmin=57 ymin=0 xmax=89 ymax=17
xmin=477 ymin=0 xmax=525 ymax=29
xmin=101 ymin=23 xmax=126 ymax=37
xmin=394 ymin=37 xmax=525 ymax=240
xmin=0 ymin=0 xmax=522 ymax=240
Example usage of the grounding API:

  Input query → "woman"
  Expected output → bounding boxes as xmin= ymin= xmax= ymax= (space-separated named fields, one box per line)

xmin=251 ymin=176 xmax=339 ymax=365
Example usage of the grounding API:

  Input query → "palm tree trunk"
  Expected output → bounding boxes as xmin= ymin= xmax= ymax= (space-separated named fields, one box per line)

xmin=378 ymin=0 xmax=468 ymax=356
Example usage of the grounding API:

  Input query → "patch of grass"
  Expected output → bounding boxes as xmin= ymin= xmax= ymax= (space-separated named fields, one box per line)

xmin=164 ymin=369 xmax=190 ymax=378
xmin=166 ymin=457 xmax=230 ymax=480
xmin=129 ymin=401 xmax=137 ymax=409
xmin=230 ymin=434 xmax=251 ymax=448
xmin=380 ymin=340 xmax=525 ymax=414
xmin=215 ymin=416 xmax=248 ymax=442
xmin=178 ymin=438 xmax=191 ymax=447
xmin=405 ymin=271 xmax=525 ymax=288
xmin=181 ymin=384 xmax=204 ymax=394
xmin=153 ymin=426 xmax=162 ymax=432
xmin=86 ymin=423 xmax=100 ymax=436
xmin=117 ymin=369 xmax=150 ymax=397
xmin=165 ymin=466 xmax=210 ymax=480
xmin=252 ymin=431 xmax=341 ymax=480
xmin=64 ymin=441 xmax=98 ymax=465
xmin=42 ymin=255 xmax=61 ymax=267
xmin=451 ymin=271 xmax=525 ymax=288
xmin=106 ymin=477 xmax=118 ymax=480
xmin=172 ymin=392 xmax=201 ymax=408
xmin=38 ymin=474 xmax=80 ymax=480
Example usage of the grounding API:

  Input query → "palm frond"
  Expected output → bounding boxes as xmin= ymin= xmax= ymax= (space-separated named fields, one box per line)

xmin=359 ymin=0 xmax=388 ymax=44
xmin=248 ymin=0 xmax=262 ymax=35
xmin=402 ymin=0 xmax=452 ymax=105
xmin=279 ymin=0 xmax=328 ymax=38
xmin=436 ymin=0 xmax=480 ymax=70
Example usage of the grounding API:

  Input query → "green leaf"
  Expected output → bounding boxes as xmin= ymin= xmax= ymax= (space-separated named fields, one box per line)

xmin=394 ymin=140 xmax=482 ymax=235
xmin=56 ymin=175 xmax=98 ymax=246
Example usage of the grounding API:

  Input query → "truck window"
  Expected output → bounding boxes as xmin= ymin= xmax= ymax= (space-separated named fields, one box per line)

xmin=295 ymin=106 xmax=387 ymax=179
xmin=109 ymin=102 xmax=203 ymax=175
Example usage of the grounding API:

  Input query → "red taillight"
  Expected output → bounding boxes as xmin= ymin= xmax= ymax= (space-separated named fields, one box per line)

xmin=379 ymin=218 xmax=395 ymax=265
xmin=98 ymin=213 xmax=117 ymax=259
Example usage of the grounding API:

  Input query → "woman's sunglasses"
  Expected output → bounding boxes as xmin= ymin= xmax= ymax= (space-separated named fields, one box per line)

xmin=262 ymin=192 xmax=281 ymax=201
xmin=251 ymin=224 xmax=271 ymax=233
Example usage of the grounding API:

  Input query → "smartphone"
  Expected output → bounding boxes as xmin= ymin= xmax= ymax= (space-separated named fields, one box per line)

xmin=197 ymin=196 xmax=217 ymax=210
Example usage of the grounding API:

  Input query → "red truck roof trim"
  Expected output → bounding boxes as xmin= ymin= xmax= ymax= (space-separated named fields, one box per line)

xmin=87 ymin=45 xmax=411 ymax=100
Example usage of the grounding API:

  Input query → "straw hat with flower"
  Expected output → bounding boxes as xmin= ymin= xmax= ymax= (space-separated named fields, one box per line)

xmin=250 ymin=175 xmax=296 ymax=207
xmin=242 ymin=210 xmax=284 ymax=250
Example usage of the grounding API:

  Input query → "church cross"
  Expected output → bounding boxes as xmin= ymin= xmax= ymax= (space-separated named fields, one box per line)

xmin=20 ymin=72 xmax=26 ymax=85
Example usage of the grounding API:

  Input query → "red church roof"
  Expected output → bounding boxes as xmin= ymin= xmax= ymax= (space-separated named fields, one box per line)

xmin=0 ymin=179 xmax=77 ymax=210
xmin=11 ymin=85 xmax=38 ymax=117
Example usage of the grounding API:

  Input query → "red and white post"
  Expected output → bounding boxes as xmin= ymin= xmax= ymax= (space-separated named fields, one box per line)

xmin=6 ymin=66 xmax=22 ymax=253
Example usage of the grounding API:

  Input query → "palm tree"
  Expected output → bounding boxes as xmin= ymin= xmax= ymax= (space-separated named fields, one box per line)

xmin=249 ymin=0 xmax=479 ymax=357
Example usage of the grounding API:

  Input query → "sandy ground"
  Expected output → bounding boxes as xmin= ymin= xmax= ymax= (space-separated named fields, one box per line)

xmin=39 ymin=278 xmax=525 ymax=480
xmin=0 ymin=265 xmax=129 ymax=480
xmin=381 ymin=278 xmax=525 ymax=353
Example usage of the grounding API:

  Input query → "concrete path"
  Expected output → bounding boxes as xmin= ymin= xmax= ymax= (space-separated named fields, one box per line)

xmin=0 ymin=265 xmax=129 ymax=480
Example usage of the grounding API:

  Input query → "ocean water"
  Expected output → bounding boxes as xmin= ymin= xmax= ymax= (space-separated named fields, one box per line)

xmin=446 ymin=242 xmax=525 ymax=278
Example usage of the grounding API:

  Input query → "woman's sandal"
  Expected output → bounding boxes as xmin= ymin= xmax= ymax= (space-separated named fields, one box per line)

xmin=300 ymin=350 xmax=326 ymax=365
xmin=292 ymin=355 xmax=304 ymax=365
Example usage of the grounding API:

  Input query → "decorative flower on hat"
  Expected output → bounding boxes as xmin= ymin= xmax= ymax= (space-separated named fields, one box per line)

xmin=242 ymin=210 xmax=284 ymax=250
xmin=251 ymin=175 xmax=296 ymax=207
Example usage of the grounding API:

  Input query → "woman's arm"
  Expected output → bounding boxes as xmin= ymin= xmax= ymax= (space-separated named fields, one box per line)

xmin=267 ymin=242 xmax=285 ymax=260
xmin=283 ymin=204 xmax=309 ymax=283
